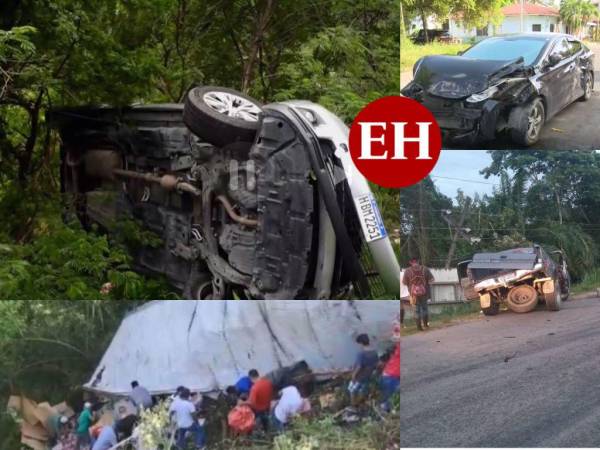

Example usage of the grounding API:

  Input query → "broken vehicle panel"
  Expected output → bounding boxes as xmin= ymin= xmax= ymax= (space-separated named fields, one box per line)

xmin=401 ymin=34 xmax=595 ymax=146
xmin=84 ymin=300 xmax=400 ymax=396
xmin=49 ymin=91 xmax=400 ymax=299
xmin=458 ymin=246 xmax=571 ymax=315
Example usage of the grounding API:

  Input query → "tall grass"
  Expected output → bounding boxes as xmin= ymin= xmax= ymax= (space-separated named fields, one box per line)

xmin=572 ymin=268 xmax=600 ymax=294
xmin=400 ymin=39 xmax=470 ymax=71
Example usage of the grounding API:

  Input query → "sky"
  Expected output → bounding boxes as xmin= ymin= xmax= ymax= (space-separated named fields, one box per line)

xmin=429 ymin=150 xmax=500 ymax=201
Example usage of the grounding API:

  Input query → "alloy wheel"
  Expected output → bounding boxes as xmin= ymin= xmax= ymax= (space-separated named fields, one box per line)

xmin=527 ymin=102 xmax=544 ymax=141
xmin=203 ymin=91 xmax=261 ymax=122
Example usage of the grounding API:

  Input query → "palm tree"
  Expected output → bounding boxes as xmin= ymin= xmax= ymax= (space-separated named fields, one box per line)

xmin=560 ymin=0 xmax=598 ymax=38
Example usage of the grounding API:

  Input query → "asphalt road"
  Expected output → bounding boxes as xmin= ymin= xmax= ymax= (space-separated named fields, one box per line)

xmin=400 ymin=42 xmax=600 ymax=150
xmin=400 ymin=296 xmax=600 ymax=447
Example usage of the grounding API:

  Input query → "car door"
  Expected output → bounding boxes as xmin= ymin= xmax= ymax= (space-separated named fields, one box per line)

xmin=457 ymin=260 xmax=478 ymax=300
xmin=537 ymin=38 xmax=577 ymax=117
xmin=566 ymin=39 xmax=585 ymax=102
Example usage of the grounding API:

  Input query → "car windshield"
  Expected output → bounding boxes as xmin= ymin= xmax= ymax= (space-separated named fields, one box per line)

xmin=462 ymin=37 xmax=549 ymax=66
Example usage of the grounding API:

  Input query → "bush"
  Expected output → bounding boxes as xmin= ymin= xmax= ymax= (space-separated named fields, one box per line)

xmin=0 ymin=221 xmax=176 ymax=300
xmin=401 ymin=39 xmax=469 ymax=71
xmin=572 ymin=268 xmax=600 ymax=294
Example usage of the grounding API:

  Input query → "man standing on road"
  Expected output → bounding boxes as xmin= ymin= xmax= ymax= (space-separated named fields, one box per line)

xmin=402 ymin=257 xmax=434 ymax=331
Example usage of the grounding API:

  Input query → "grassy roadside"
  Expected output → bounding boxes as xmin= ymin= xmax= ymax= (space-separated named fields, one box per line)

xmin=400 ymin=39 xmax=470 ymax=71
xmin=401 ymin=301 xmax=482 ymax=336
xmin=401 ymin=278 xmax=600 ymax=337
xmin=571 ymin=268 xmax=600 ymax=295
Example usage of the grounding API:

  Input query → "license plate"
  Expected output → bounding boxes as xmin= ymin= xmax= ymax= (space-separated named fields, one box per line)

xmin=353 ymin=193 xmax=387 ymax=243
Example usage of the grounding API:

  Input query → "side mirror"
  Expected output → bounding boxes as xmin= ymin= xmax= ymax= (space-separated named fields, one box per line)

xmin=547 ymin=53 xmax=562 ymax=67
xmin=457 ymin=50 xmax=464 ymax=56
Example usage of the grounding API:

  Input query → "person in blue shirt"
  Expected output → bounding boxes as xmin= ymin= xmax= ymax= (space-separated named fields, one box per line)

xmin=235 ymin=369 xmax=258 ymax=395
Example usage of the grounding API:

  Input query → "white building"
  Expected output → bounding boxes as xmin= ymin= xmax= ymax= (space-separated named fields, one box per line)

xmin=449 ymin=2 xmax=562 ymax=41
xmin=401 ymin=268 xmax=466 ymax=303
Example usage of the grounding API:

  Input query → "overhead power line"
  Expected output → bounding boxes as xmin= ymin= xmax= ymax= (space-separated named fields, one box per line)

xmin=430 ymin=175 xmax=497 ymax=185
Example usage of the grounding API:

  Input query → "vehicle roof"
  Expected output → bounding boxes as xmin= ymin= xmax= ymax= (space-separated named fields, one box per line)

xmin=468 ymin=247 xmax=539 ymax=270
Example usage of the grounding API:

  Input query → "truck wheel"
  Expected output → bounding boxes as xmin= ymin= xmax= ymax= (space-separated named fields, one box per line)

xmin=506 ymin=284 xmax=538 ymax=313
xmin=183 ymin=86 xmax=262 ymax=147
xmin=482 ymin=301 xmax=499 ymax=316
xmin=545 ymin=280 xmax=562 ymax=311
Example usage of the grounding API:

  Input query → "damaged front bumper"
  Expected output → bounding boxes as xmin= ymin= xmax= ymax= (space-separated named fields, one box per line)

xmin=406 ymin=91 xmax=504 ymax=145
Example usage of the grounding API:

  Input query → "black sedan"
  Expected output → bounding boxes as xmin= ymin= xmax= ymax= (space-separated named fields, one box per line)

xmin=401 ymin=33 xmax=594 ymax=146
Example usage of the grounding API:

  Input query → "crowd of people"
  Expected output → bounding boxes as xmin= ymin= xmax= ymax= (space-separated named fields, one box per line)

xmin=43 ymin=326 xmax=400 ymax=450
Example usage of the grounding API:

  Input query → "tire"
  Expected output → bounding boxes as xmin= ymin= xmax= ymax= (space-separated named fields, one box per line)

xmin=579 ymin=71 xmax=593 ymax=101
xmin=183 ymin=86 xmax=262 ymax=147
xmin=544 ymin=280 xmax=562 ymax=311
xmin=509 ymin=97 xmax=545 ymax=146
xmin=482 ymin=301 xmax=500 ymax=316
xmin=506 ymin=284 xmax=539 ymax=313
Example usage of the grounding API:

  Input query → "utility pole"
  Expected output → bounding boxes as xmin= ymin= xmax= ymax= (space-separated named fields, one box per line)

xmin=417 ymin=182 xmax=429 ymax=265
xmin=443 ymin=200 xmax=472 ymax=269
xmin=520 ymin=0 xmax=525 ymax=33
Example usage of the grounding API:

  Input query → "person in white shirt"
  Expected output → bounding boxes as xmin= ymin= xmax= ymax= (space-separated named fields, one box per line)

xmin=272 ymin=385 xmax=304 ymax=431
xmin=169 ymin=388 xmax=206 ymax=449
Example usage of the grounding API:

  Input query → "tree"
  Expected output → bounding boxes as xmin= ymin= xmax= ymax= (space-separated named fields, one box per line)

xmin=560 ymin=0 xmax=598 ymax=38
xmin=401 ymin=151 xmax=600 ymax=280
xmin=401 ymin=0 xmax=512 ymax=39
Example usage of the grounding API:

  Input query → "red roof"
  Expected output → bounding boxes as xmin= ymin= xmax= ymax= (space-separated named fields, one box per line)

xmin=502 ymin=2 xmax=559 ymax=16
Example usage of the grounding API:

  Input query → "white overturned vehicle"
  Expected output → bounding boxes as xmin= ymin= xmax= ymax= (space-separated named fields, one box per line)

xmin=50 ymin=87 xmax=399 ymax=299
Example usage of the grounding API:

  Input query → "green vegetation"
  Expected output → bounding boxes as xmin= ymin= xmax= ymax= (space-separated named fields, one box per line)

xmin=0 ymin=0 xmax=400 ymax=299
xmin=560 ymin=0 xmax=600 ymax=41
xmin=0 ymin=301 xmax=140 ymax=448
xmin=400 ymin=0 xmax=510 ymax=41
xmin=401 ymin=151 xmax=600 ymax=282
xmin=571 ymin=268 xmax=600 ymax=294
xmin=402 ymin=301 xmax=481 ymax=335
xmin=400 ymin=39 xmax=469 ymax=71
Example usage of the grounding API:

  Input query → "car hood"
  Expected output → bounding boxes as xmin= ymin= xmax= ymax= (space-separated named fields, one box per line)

xmin=410 ymin=55 xmax=525 ymax=99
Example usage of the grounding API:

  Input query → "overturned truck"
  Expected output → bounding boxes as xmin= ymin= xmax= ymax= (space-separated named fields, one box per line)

xmin=458 ymin=245 xmax=570 ymax=315
xmin=85 ymin=300 xmax=400 ymax=396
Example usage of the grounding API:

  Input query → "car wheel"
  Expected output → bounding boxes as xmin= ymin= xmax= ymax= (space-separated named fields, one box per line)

xmin=544 ymin=280 xmax=562 ymax=311
xmin=183 ymin=86 xmax=263 ymax=146
xmin=509 ymin=97 xmax=545 ymax=146
xmin=579 ymin=72 xmax=593 ymax=101
xmin=506 ymin=284 xmax=539 ymax=313
xmin=482 ymin=301 xmax=500 ymax=316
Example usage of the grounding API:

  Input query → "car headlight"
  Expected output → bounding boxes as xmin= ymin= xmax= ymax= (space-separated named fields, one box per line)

xmin=466 ymin=85 xmax=499 ymax=103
